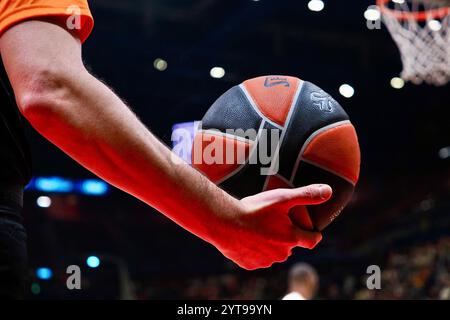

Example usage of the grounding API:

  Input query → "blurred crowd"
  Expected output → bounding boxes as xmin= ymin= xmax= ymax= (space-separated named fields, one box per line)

xmin=135 ymin=236 xmax=450 ymax=300
xmin=354 ymin=237 xmax=450 ymax=300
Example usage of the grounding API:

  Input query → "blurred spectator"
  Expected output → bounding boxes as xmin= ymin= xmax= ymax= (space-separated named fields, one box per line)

xmin=282 ymin=263 xmax=319 ymax=300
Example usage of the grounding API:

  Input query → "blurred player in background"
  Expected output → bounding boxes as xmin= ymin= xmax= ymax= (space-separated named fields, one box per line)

xmin=283 ymin=263 xmax=319 ymax=300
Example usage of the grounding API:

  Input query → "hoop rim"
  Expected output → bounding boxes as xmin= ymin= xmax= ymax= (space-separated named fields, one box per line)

xmin=377 ymin=0 xmax=450 ymax=21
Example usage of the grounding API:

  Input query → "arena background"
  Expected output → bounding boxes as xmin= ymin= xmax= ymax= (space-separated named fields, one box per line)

xmin=23 ymin=0 xmax=450 ymax=299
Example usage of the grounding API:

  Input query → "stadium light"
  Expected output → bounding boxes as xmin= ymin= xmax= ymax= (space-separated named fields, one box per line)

xmin=308 ymin=0 xmax=325 ymax=12
xmin=364 ymin=7 xmax=381 ymax=21
xmin=28 ymin=177 xmax=109 ymax=196
xmin=36 ymin=267 xmax=53 ymax=280
xmin=35 ymin=177 xmax=74 ymax=193
xmin=390 ymin=77 xmax=405 ymax=89
xmin=80 ymin=180 xmax=109 ymax=196
xmin=210 ymin=67 xmax=226 ymax=79
xmin=154 ymin=58 xmax=168 ymax=71
xmin=339 ymin=84 xmax=355 ymax=98
xmin=87 ymin=256 xmax=101 ymax=268
xmin=439 ymin=147 xmax=450 ymax=160
xmin=428 ymin=19 xmax=442 ymax=31
xmin=36 ymin=196 xmax=52 ymax=208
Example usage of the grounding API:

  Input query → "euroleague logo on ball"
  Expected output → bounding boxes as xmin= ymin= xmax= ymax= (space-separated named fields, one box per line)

xmin=263 ymin=76 xmax=335 ymax=113
xmin=310 ymin=90 xmax=335 ymax=113
xmin=263 ymin=76 xmax=291 ymax=88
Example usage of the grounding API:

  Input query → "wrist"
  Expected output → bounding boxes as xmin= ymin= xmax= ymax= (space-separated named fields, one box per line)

xmin=203 ymin=196 xmax=245 ymax=249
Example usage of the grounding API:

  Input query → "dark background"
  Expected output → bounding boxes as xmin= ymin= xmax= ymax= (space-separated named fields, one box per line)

xmin=23 ymin=0 xmax=450 ymax=299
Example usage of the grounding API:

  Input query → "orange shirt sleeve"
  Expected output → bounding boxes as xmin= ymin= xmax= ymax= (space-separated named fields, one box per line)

xmin=0 ymin=0 xmax=94 ymax=43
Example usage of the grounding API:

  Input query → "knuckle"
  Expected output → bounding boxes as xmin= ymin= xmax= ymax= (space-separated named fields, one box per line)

xmin=273 ymin=247 xmax=290 ymax=263
xmin=296 ymin=238 xmax=314 ymax=249
xmin=274 ymin=255 xmax=289 ymax=264
xmin=304 ymin=234 xmax=322 ymax=249
xmin=302 ymin=186 xmax=315 ymax=199
xmin=303 ymin=242 xmax=315 ymax=249
xmin=238 ymin=259 xmax=257 ymax=270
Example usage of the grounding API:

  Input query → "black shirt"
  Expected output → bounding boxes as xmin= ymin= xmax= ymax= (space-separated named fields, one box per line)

xmin=0 ymin=56 xmax=32 ymax=206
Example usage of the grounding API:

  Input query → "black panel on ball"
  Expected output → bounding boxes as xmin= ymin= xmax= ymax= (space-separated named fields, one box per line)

xmin=219 ymin=122 xmax=281 ymax=199
xmin=293 ymin=161 xmax=354 ymax=231
xmin=202 ymin=86 xmax=262 ymax=140
xmin=278 ymin=81 xmax=350 ymax=180
xmin=219 ymin=162 xmax=266 ymax=199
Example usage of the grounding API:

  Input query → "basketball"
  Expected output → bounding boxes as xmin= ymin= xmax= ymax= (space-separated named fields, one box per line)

xmin=192 ymin=76 xmax=361 ymax=231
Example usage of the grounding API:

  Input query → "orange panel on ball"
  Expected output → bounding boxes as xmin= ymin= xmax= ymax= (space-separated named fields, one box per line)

xmin=302 ymin=123 xmax=361 ymax=185
xmin=243 ymin=76 xmax=301 ymax=127
xmin=192 ymin=131 xmax=253 ymax=183
xmin=264 ymin=174 xmax=292 ymax=190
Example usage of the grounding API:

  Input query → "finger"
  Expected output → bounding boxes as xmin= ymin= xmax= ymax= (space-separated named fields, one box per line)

xmin=289 ymin=206 xmax=315 ymax=231
xmin=293 ymin=228 xmax=323 ymax=249
xmin=275 ymin=184 xmax=332 ymax=210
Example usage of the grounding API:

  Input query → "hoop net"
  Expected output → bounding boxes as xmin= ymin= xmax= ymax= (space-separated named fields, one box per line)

xmin=378 ymin=0 xmax=450 ymax=86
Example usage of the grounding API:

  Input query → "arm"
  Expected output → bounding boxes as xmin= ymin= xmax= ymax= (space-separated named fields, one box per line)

xmin=0 ymin=19 xmax=331 ymax=270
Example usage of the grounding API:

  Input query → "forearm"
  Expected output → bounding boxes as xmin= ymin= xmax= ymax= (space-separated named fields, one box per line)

xmin=25 ymin=70 xmax=238 ymax=243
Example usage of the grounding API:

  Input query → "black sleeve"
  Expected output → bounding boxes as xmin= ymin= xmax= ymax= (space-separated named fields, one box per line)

xmin=0 ymin=56 xmax=32 ymax=207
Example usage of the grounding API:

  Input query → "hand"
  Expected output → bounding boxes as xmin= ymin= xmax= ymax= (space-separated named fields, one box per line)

xmin=213 ymin=184 xmax=332 ymax=270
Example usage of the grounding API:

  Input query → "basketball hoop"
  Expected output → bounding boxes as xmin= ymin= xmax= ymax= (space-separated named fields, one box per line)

xmin=377 ymin=0 xmax=450 ymax=86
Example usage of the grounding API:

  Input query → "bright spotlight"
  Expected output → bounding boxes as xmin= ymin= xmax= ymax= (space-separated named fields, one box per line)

xmin=390 ymin=77 xmax=405 ymax=89
xmin=35 ymin=177 xmax=73 ymax=193
xmin=87 ymin=256 xmax=101 ymax=268
xmin=339 ymin=84 xmax=355 ymax=98
xmin=364 ymin=7 xmax=381 ymax=21
xmin=308 ymin=0 xmax=325 ymax=12
xmin=36 ymin=196 xmax=52 ymax=208
xmin=210 ymin=67 xmax=226 ymax=79
xmin=153 ymin=58 xmax=168 ymax=71
xmin=36 ymin=267 xmax=53 ymax=280
xmin=80 ymin=180 xmax=109 ymax=196
xmin=439 ymin=147 xmax=450 ymax=160
xmin=428 ymin=19 xmax=442 ymax=31
xmin=392 ymin=0 xmax=405 ymax=3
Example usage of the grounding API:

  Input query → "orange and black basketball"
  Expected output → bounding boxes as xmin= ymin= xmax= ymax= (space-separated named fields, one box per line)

xmin=192 ymin=76 xmax=361 ymax=231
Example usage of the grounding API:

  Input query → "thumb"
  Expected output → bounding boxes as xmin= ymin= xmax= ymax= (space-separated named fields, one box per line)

xmin=273 ymin=184 xmax=332 ymax=210
xmin=240 ymin=184 xmax=332 ymax=213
